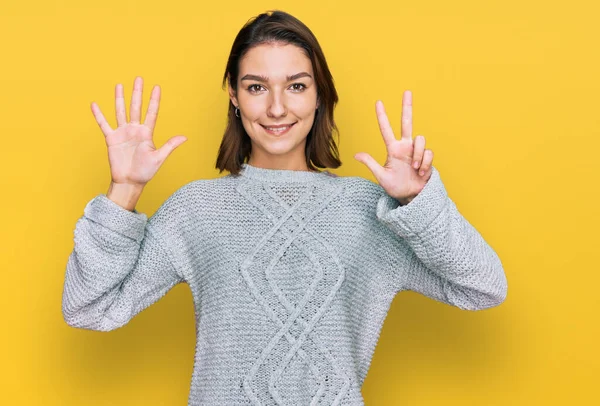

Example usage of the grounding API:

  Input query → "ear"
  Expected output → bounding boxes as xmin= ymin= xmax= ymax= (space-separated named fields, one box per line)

xmin=227 ymin=73 xmax=238 ymax=108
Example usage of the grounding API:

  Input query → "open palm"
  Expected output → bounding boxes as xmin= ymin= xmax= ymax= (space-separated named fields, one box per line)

xmin=354 ymin=90 xmax=434 ymax=205
xmin=91 ymin=76 xmax=187 ymax=187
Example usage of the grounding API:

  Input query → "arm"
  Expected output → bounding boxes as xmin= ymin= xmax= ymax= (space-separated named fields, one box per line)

xmin=61 ymin=194 xmax=184 ymax=331
xmin=375 ymin=166 xmax=507 ymax=311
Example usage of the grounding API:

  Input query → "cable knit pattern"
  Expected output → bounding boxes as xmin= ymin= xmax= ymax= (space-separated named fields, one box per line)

xmin=62 ymin=163 xmax=507 ymax=405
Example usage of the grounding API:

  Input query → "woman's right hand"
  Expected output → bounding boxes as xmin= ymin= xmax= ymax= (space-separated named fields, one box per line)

xmin=91 ymin=76 xmax=187 ymax=189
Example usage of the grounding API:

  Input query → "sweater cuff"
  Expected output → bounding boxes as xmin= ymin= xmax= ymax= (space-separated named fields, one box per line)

xmin=375 ymin=166 xmax=448 ymax=237
xmin=83 ymin=194 xmax=148 ymax=243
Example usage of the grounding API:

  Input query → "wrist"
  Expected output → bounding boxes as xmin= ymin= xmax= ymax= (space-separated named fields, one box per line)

xmin=107 ymin=182 xmax=145 ymax=211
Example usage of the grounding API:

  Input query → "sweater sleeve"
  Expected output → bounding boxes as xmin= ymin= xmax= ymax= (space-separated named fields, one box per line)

xmin=61 ymin=194 xmax=185 ymax=331
xmin=374 ymin=166 xmax=507 ymax=311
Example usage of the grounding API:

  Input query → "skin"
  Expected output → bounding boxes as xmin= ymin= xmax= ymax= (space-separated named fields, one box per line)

xmin=228 ymin=43 xmax=434 ymax=205
xmin=90 ymin=50 xmax=433 ymax=210
xmin=90 ymin=77 xmax=187 ymax=210
xmin=354 ymin=91 xmax=435 ymax=205
xmin=228 ymin=43 xmax=320 ymax=171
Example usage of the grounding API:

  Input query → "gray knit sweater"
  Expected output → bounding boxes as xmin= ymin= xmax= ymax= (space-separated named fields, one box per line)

xmin=62 ymin=163 xmax=507 ymax=405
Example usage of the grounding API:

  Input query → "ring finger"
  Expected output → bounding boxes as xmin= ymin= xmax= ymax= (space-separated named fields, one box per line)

xmin=412 ymin=135 xmax=426 ymax=169
xmin=115 ymin=83 xmax=126 ymax=127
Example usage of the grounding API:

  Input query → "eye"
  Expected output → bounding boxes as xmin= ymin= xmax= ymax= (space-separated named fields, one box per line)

xmin=247 ymin=84 xmax=265 ymax=93
xmin=290 ymin=83 xmax=307 ymax=92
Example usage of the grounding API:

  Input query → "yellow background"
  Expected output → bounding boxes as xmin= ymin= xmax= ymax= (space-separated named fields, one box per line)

xmin=1 ymin=0 xmax=598 ymax=404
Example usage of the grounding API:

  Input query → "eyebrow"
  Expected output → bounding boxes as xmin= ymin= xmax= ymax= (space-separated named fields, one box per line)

xmin=240 ymin=72 xmax=313 ymax=82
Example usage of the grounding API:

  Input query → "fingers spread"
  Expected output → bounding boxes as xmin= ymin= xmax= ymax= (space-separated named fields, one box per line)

xmin=401 ymin=90 xmax=412 ymax=141
xmin=130 ymin=76 xmax=143 ymax=124
xmin=375 ymin=100 xmax=396 ymax=147
xmin=144 ymin=85 xmax=161 ymax=131
xmin=91 ymin=102 xmax=113 ymax=136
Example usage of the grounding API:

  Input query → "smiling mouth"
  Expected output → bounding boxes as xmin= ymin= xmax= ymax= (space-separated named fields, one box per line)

xmin=261 ymin=122 xmax=297 ymax=135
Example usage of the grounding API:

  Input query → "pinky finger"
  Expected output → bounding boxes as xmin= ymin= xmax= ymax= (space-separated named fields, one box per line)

xmin=91 ymin=102 xmax=113 ymax=137
xmin=419 ymin=149 xmax=434 ymax=176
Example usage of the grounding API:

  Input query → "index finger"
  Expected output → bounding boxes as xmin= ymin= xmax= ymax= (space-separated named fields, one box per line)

xmin=143 ymin=85 xmax=161 ymax=131
xmin=401 ymin=90 xmax=413 ymax=141
xmin=375 ymin=100 xmax=396 ymax=147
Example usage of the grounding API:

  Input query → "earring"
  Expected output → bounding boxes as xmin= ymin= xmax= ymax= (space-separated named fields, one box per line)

xmin=235 ymin=107 xmax=240 ymax=118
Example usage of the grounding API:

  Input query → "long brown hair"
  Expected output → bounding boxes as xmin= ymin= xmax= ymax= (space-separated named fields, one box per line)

xmin=216 ymin=10 xmax=342 ymax=175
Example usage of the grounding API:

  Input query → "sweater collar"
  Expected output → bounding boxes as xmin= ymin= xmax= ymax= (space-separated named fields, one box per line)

xmin=238 ymin=163 xmax=335 ymax=183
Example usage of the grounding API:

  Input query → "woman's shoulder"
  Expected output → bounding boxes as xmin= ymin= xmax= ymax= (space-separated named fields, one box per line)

xmin=175 ymin=174 xmax=234 ymax=195
xmin=337 ymin=174 xmax=386 ymax=199
xmin=151 ymin=175 xmax=234 ymax=217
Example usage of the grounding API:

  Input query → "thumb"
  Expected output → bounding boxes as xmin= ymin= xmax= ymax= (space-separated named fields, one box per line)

xmin=354 ymin=152 xmax=385 ymax=181
xmin=156 ymin=135 xmax=187 ymax=164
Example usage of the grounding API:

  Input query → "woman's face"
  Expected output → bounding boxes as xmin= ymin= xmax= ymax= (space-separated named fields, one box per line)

xmin=229 ymin=42 xmax=319 ymax=170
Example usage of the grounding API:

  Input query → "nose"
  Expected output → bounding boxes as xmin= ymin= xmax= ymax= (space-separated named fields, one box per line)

xmin=266 ymin=91 xmax=287 ymax=118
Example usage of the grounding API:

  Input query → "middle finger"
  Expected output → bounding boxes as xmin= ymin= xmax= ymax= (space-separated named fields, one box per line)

xmin=130 ymin=76 xmax=143 ymax=124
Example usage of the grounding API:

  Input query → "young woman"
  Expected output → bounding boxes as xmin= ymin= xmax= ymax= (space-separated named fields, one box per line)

xmin=62 ymin=10 xmax=507 ymax=405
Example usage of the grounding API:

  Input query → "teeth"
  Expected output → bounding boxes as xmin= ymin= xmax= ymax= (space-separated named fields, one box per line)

xmin=265 ymin=126 xmax=290 ymax=132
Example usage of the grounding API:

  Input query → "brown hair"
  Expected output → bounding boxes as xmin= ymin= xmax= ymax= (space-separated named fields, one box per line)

xmin=215 ymin=10 xmax=342 ymax=175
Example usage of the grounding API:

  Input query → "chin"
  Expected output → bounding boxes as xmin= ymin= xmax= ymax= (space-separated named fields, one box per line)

xmin=252 ymin=136 xmax=308 ymax=157
xmin=261 ymin=143 xmax=301 ymax=156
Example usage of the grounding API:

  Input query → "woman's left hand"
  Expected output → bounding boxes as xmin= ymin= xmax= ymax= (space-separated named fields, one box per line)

xmin=354 ymin=90 xmax=434 ymax=206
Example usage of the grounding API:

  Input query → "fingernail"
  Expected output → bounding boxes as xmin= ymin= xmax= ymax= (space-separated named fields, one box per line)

xmin=419 ymin=170 xmax=425 ymax=176
xmin=413 ymin=161 xmax=419 ymax=168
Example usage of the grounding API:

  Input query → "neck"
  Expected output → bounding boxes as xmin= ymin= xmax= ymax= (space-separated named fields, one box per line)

xmin=246 ymin=161 xmax=313 ymax=172
xmin=238 ymin=162 xmax=333 ymax=183
xmin=246 ymin=150 xmax=316 ymax=172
